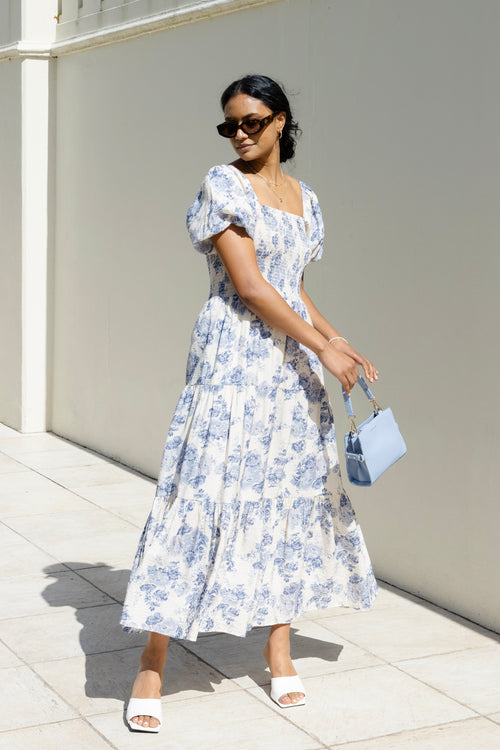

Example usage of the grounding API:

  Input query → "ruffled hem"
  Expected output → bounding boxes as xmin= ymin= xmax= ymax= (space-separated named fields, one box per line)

xmin=120 ymin=490 xmax=377 ymax=641
xmin=121 ymin=585 xmax=378 ymax=641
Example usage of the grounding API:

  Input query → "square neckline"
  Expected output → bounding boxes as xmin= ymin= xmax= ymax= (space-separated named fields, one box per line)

xmin=228 ymin=164 xmax=306 ymax=221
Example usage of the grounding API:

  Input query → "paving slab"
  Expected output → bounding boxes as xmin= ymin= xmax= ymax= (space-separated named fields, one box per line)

xmin=0 ymin=472 xmax=93 ymax=517
xmin=0 ymin=424 xmax=22 ymax=438
xmin=89 ymin=690 xmax=324 ymax=750
xmin=248 ymin=665 xmax=475 ymax=746
xmin=396 ymin=645 xmax=500 ymax=714
xmin=0 ymin=454 xmax=30 ymax=475
xmin=182 ymin=619 xmax=382 ymax=690
xmin=0 ymin=603 xmax=146 ymax=663
xmin=75 ymin=564 xmax=131 ymax=603
xmin=0 ymin=524 xmax=65 ymax=579
xmin=0 ymin=570 xmax=113 ymax=619
xmin=319 ymin=602 xmax=497 ymax=662
xmin=37 ymin=463 xmax=145 ymax=489
xmin=0 ymin=666 xmax=77 ymax=732
xmin=0 ymin=641 xmax=22 ymax=668
xmin=0 ymin=718 xmax=114 ymax=750
xmin=32 ymin=641 xmax=238 ymax=718
xmin=0 ymin=433 xmax=71 ymax=454
xmin=72 ymin=478 xmax=155 ymax=505
xmin=3 ymin=509 xmax=140 ymax=569
xmin=328 ymin=717 xmax=500 ymax=749
xmin=12 ymin=447 xmax=111 ymax=472
xmin=1 ymin=424 xmax=498 ymax=750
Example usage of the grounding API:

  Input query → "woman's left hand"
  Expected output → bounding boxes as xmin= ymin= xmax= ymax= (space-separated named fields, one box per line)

xmin=330 ymin=340 xmax=379 ymax=383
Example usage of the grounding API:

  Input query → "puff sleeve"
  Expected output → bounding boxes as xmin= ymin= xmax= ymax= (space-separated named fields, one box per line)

xmin=304 ymin=186 xmax=325 ymax=262
xmin=186 ymin=165 xmax=256 ymax=254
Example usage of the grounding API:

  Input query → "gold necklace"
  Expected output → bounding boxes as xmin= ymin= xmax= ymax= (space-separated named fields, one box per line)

xmin=248 ymin=163 xmax=285 ymax=187
xmin=248 ymin=164 xmax=288 ymax=203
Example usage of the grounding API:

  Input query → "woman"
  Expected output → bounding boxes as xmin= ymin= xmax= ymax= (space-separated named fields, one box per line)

xmin=121 ymin=74 xmax=378 ymax=732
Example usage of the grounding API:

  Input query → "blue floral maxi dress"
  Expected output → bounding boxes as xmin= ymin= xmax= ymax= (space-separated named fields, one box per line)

xmin=120 ymin=165 xmax=377 ymax=641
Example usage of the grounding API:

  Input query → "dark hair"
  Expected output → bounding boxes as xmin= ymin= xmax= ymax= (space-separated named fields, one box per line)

xmin=220 ymin=74 xmax=301 ymax=163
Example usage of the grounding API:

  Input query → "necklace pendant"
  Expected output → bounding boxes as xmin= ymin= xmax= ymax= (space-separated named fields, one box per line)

xmin=279 ymin=197 xmax=283 ymax=203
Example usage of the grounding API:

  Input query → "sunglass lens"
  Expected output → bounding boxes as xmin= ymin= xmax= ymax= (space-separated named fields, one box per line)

xmin=242 ymin=119 xmax=262 ymax=135
xmin=217 ymin=122 xmax=236 ymax=138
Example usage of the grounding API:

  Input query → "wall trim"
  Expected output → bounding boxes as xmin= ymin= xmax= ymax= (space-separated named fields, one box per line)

xmin=0 ymin=42 xmax=52 ymax=61
xmin=0 ymin=0 xmax=281 ymax=61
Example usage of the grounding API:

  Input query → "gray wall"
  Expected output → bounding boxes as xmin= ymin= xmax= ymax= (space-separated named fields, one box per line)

xmin=41 ymin=0 xmax=500 ymax=632
xmin=0 ymin=1 xmax=21 ymax=46
xmin=0 ymin=61 xmax=22 ymax=427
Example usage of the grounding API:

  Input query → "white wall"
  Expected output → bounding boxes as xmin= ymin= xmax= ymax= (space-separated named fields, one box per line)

xmin=35 ymin=0 xmax=500 ymax=632
xmin=0 ymin=0 xmax=56 ymax=430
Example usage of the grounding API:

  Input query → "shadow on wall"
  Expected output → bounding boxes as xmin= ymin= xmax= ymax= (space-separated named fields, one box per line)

xmin=41 ymin=562 xmax=345 ymax=702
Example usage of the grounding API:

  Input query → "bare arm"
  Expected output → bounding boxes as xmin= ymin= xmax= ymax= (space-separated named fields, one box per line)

xmin=300 ymin=277 xmax=379 ymax=383
xmin=211 ymin=225 xmax=361 ymax=393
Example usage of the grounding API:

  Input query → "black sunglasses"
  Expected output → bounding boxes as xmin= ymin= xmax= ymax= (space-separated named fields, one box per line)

xmin=216 ymin=114 xmax=276 ymax=139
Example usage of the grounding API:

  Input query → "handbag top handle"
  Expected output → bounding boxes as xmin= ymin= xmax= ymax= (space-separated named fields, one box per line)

xmin=342 ymin=376 xmax=381 ymax=434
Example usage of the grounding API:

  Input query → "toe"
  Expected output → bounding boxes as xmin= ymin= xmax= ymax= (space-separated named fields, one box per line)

xmin=289 ymin=692 xmax=305 ymax=704
xmin=279 ymin=694 xmax=292 ymax=705
xmin=131 ymin=714 xmax=159 ymax=729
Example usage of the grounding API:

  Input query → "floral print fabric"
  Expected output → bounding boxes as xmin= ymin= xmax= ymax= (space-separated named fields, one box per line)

xmin=120 ymin=165 xmax=377 ymax=641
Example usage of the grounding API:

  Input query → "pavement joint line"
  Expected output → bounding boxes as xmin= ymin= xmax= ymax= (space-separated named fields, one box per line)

xmin=0 ymin=653 xmax=120 ymax=748
xmin=0 ymin=600 xmax=125 ymax=625
xmin=307 ymin=618 xmax=496 ymax=720
xmin=163 ymin=639 xmax=327 ymax=744
xmin=70 ymin=567 xmax=126 ymax=607
xmin=327 ymin=715 xmax=498 ymax=748
xmin=390 ymin=659 xmax=493 ymax=719
xmin=173 ymin=642 xmax=331 ymax=748
xmin=0 ymin=429 xmax=155 ymax=481
xmin=0 ymin=436 xmax=157 ymax=531
xmin=2 ymin=426 xmax=500 ymax=744
xmin=391 ymin=641 xmax=500 ymax=664
xmin=1 ymin=492 xmax=145 ymax=533
xmin=1 ymin=643 xmax=152 ymax=667
xmin=0 ymin=519 xmax=67 ymax=565
xmin=311 ymin=602 xmax=499 ymax=663
xmin=0 ymin=715 xmax=116 ymax=743
xmin=3 ymin=438 xmax=497 ymax=634
xmin=376 ymin=577 xmax=500 ymax=639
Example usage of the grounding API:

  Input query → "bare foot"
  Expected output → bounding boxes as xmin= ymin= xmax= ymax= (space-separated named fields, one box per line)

xmin=129 ymin=667 xmax=162 ymax=729
xmin=128 ymin=633 xmax=169 ymax=729
xmin=264 ymin=631 xmax=305 ymax=706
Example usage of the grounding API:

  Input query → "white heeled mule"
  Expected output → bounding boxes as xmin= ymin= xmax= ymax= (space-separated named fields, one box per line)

xmin=126 ymin=698 xmax=162 ymax=732
xmin=270 ymin=675 xmax=306 ymax=708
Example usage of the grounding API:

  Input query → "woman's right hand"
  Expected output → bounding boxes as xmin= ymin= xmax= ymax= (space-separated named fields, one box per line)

xmin=318 ymin=345 xmax=359 ymax=394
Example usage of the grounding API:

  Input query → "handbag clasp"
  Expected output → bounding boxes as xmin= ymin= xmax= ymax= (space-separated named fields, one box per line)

xmin=370 ymin=398 xmax=381 ymax=415
xmin=349 ymin=417 xmax=358 ymax=435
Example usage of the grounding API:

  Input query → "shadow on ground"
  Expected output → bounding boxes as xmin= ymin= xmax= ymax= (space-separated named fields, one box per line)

xmin=41 ymin=562 xmax=345 ymax=704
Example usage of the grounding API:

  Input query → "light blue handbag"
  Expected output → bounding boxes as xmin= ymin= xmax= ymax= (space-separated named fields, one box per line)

xmin=343 ymin=377 xmax=407 ymax=486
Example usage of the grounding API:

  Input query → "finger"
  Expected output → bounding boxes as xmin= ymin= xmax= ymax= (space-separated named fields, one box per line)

xmin=362 ymin=359 xmax=377 ymax=383
xmin=362 ymin=361 xmax=373 ymax=382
